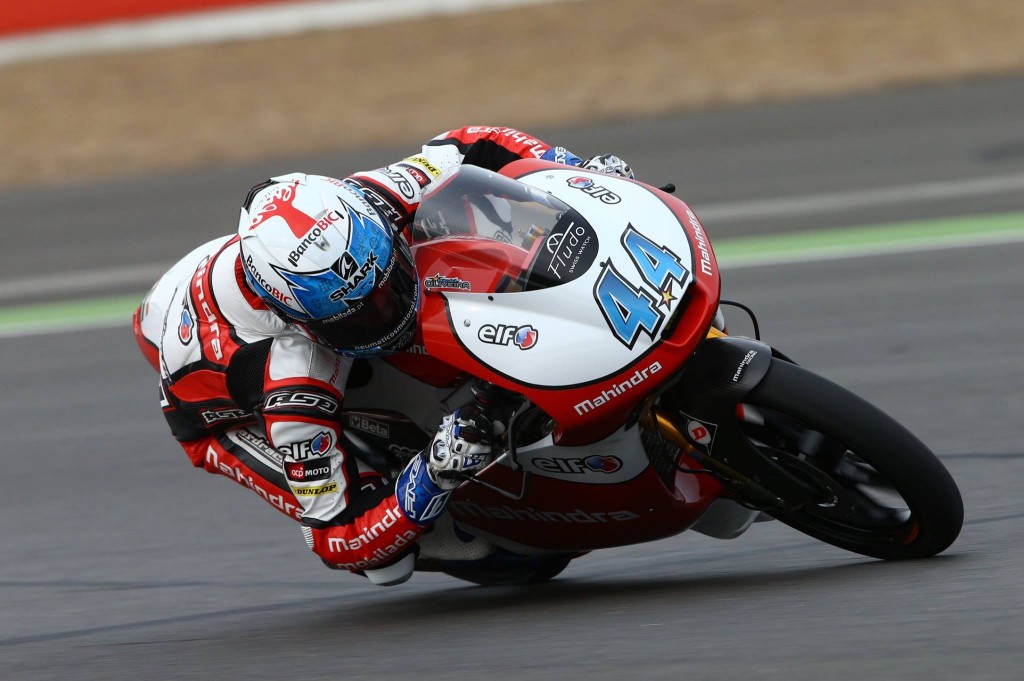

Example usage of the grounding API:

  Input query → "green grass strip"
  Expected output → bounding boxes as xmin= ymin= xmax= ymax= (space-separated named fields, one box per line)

xmin=713 ymin=211 xmax=1024 ymax=262
xmin=1 ymin=211 xmax=1023 ymax=336
xmin=0 ymin=294 xmax=141 ymax=335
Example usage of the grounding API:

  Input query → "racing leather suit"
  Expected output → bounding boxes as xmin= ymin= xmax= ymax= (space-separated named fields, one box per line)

xmin=133 ymin=126 xmax=585 ymax=575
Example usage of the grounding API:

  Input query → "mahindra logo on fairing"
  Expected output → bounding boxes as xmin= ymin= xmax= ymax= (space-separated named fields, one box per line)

xmin=686 ymin=209 xmax=714 ymax=277
xmin=573 ymin=361 xmax=663 ymax=415
xmin=732 ymin=350 xmax=758 ymax=382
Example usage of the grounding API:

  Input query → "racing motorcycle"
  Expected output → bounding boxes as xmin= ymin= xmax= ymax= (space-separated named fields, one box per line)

xmin=341 ymin=161 xmax=964 ymax=585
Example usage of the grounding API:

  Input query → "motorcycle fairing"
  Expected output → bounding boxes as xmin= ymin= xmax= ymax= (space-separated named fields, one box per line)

xmin=664 ymin=336 xmax=820 ymax=506
xmin=450 ymin=449 xmax=725 ymax=551
xmin=411 ymin=161 xmax=722 ymax=446
xmin=441 ymin=168 xmax=694 ymax=387
xmin=503 ymin=423 xmax=650 ymax=485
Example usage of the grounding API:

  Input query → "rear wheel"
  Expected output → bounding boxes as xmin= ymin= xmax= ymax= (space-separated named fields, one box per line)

xmin=737 ymin=359 xmax=963 ymax=559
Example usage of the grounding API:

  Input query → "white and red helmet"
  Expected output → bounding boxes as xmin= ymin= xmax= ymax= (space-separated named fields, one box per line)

xmin=238 ymin=173 xmax=419 ymax=356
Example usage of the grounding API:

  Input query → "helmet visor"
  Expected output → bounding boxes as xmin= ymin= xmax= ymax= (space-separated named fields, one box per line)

xmin=302 ymin=239 xmax=419 ymax=355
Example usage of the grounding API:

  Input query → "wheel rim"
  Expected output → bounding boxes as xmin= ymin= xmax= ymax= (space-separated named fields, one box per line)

xmin=738 ymin=406 xmax=921 ymax=548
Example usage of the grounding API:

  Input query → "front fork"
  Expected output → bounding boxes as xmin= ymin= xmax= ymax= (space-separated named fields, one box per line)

xmin=641 ymin=330 xmax=820 ymax=510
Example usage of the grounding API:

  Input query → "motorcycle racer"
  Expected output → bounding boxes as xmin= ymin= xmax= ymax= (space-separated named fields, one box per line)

xmin=132 ymin=126 xmax=634 ymax=586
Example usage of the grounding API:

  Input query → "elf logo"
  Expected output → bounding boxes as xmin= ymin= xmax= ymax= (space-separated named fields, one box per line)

xmin=533 ymin=455 xmax=623 ymax=474
xmin=478 ymin=323 xmax=538 ymax=350
xmin=278 ymin=431 xmax=334 ymax=461
xmin=566 ymin=176 xmax=621 ymax=204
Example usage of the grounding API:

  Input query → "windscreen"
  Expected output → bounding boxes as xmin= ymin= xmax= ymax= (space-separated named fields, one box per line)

xmin=411 ymin=166 xmax=597 ymax=291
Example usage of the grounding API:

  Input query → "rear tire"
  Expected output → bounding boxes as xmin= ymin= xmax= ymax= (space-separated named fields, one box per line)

xmin=741 ymin=359 xmax=963 ymax=559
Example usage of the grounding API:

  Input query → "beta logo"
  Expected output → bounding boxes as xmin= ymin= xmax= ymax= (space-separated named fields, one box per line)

xmin=533 ymin=455 xmax=623 ymax=475
xmin=346 ymin=414 xmax=391 ymax=439
xmin=478 ymin=323 xmax=538 ymax=350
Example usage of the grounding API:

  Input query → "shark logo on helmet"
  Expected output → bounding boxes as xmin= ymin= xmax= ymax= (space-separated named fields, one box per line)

xmin=274 ymin=204 xmax=391 ymax=319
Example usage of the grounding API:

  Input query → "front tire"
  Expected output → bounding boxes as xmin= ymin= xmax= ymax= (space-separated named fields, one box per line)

xmin=441 ymin=554 xmax=575 ymax=586
xmin=739 ymin=359 xmax=963 ymax=559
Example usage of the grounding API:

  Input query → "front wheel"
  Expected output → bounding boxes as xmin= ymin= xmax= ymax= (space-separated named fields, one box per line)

xmin=439 ymin=553 xmax=575 ymax=586
xmin=736 ymin=359 xmax=963 ymax=560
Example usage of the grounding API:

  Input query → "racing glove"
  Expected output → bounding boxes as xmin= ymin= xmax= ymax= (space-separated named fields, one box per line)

xmin=395 ymin=405 xmax=496 ymax=524
xmin=582 ymin=153 xmax=635 ymax=179
xmin=427 ymin=405 xmax=495 ymax=489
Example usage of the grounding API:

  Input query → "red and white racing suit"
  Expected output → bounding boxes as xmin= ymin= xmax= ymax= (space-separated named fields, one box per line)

xmin=133 ymin=126 xmax=578 ymax=574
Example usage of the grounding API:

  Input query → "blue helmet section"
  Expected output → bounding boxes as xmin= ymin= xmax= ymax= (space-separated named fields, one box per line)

xmin=262 ymin=203 xmax=393 ymax=321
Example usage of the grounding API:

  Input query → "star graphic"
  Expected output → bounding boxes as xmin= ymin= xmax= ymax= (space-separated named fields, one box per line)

xmin=658 ymin=282 xmax=677 ymax=309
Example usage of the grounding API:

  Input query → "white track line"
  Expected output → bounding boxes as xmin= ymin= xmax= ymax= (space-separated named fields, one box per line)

xmin=0 ymin=0 xmax=587 ymax=66
xmin=3 ymin=223 xmax=1022 ymax=339
xmin=2 ymin=171 xmax=1023 ymax=300
xmin=717 ymin=227 xmax=1024 ymax=269
xmin=0 ymin=263 xmax=162 ymax=303
xmin=696 ymin=172 xmax=1024 ymax=222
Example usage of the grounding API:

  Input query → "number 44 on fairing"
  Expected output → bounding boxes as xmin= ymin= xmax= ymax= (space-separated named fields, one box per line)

xmin=595 ymin=223 xmax=691 ymax=349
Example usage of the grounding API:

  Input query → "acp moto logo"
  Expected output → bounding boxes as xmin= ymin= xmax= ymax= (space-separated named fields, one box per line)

xmin=286 ymin=460 xmax=332 ymax=482
xmin=478 ymin=324 xmax=538 ymax=350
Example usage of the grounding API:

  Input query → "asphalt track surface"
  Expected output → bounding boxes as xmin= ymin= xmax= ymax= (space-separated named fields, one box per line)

xmin=2 ymin=75 xmax=1024 ymax=679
